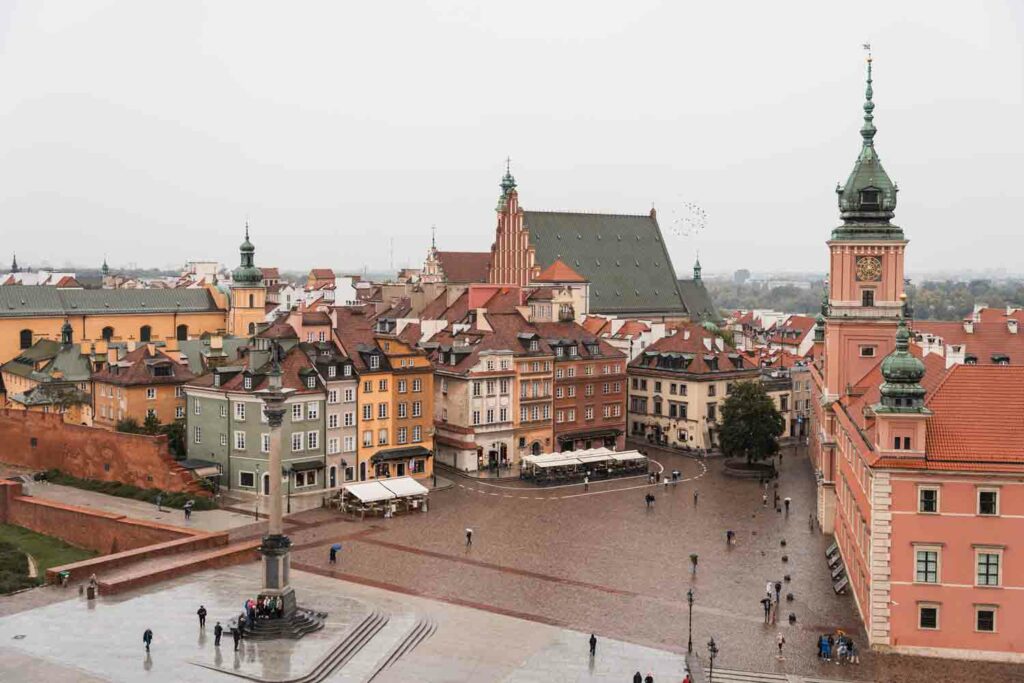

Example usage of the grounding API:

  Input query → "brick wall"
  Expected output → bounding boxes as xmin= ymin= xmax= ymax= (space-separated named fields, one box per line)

xmin=0 ymin=409 xmax=198 ymax=493
xmin=0 ymin=481 xmax=193 ymax=555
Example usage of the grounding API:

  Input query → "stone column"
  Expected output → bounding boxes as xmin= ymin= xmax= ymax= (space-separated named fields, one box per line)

xmin=258 ymin=368 xmax=296 ymax=617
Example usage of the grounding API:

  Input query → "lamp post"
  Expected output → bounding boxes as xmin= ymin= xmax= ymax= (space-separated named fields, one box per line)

xmin=707 ymin=637 xmax=719 ymax=682
xmin=686 ymin=588 xmax=694 ymax=654
xmin=286 ymin=467 xmax=292 ymax=514
xmin=254 ymin=463 xmax=261 ymax=520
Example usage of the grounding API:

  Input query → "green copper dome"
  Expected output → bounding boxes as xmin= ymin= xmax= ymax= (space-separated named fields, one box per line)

xmin=878 ymin=317 xmax=926 ymax=409
xmin=833 ymin=55 xmax=903 ymax=241
xmin=813 ymin=312 xmax=825 ymax=342
xmin=232 ymin=223 xmax=262 ymax=285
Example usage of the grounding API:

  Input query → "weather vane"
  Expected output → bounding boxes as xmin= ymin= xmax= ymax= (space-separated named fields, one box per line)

xmin=863 ymin=42 xmax=872 ymax=60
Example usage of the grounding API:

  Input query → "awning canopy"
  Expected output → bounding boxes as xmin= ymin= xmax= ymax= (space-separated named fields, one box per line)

xmin=289 ymin=459 xmax=324 ymax=472
xmin=380 ymin=476 xmax=429 ymax=497
xmin=371 ymin=446 xmax=432 ymax=463
xmin=178 ymin=459 xmax=222 ymax=478
xmin=342 ymin=481 xmax=395 ymax=503
xmin=557 ymin=428 xmax=622 ymax=441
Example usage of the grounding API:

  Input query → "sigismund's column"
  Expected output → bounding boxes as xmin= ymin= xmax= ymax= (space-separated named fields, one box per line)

xmin=257 ymin=359 xmax=296 ymax=616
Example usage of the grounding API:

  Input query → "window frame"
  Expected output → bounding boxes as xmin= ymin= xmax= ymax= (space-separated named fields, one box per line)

xmin=917 ymin=486 xmax=939 ymax=514
xmin=975 ymin=549 xmax=1002 ymax=587
xmin=914 ymin=545 xmax=941 ymax=584
xmin=977 ymin=488 xmax=1000 ymax=516
xmin=974 ymin=606 xmax=997 ymax=633
xmin=917 ymin=603 xmax=940 ymax=631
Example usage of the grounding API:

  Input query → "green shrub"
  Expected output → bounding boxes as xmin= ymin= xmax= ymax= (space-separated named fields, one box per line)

xmin=39 ymin=470 xmax=216 ymax=510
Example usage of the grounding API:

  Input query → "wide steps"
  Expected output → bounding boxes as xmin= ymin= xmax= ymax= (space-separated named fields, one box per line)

xmin=364 ymin=616 xmax=436 ymax=681
xmin=232 ymin=607 xmax=327 ymax=641
xmin=709 ymin=668 xmax=788 ymax=683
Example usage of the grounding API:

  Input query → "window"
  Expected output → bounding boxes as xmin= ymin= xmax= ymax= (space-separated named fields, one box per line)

xmin=568 ymin=386 xmax=576 ymax=398
xmin=915 ymin=548 xmax=939 ymax=583
xmin=978 ymin=489 xmax=999 ymax=516
xmin=220 ymin=434 xmax=227 ymax=446
xmin=344 ymin=388 xmax=355 ymax=402
xmin=344 ymin=365 xmax=352 ymax=377
xmin=500 ymin=378 xmax=510 ymax=394
xmin=328 ymin=414 xmax=339 ymax=429
xmin=261 ymin=433 xmax=270 ymax=453
xmin=485 ymin=379 xmax=496 ymax=395
xmin=499 ymin=407 xmax=508 ymax=422
xmin=306 ymin=376 xmax=316 ymax=389
xmin=473 ymin=411 xmax=481 ymax=425
xmin=412 ymin=425 xmax=422 ymax=442
xmin=194 ymin=400 xmax=202 ymax=415
xmin=707 ymin=403 xmax=717 ymax=421
xmin=556 ymin=410 xmax=564 ymax=424
xmin=918 ymin=487 xmax=939 ymax=514
xmin=175 ymin=386 xmax=185 ymax=398
xmin=244 ymin=376 xmax=252 ymax=390
xmin=585 ymin=384 xmax=594 ymax=397
xmin=220 ymin=405 xmax=227 ymax=418
xmin=472 ymin=381 xmax=482 ymax=397
xmin=862 ymin=290 xmax=875 ymax=307
xmin=146 ymin=388 xmax=157 ymax=400
xmin=344 ymin=465 xmax=355 ymax=481
xmin=235 ymin=402 xmax=246 ymax=421
xmin=362 ymin=404 xmax=372 ymax=421
xmin=146 ymin=408 xmax=156 ymax=419
xmin=412 ymin=401 xmax=422 ymax=417
xmin=369 ymin=355 xmax=380 ymax=370
xmin=894 ymin=436 xmax=911 ymax=450
xmin=567 ymin=367 xmax=576 ymax=378
xmin=234 ymin=431 xmax=246 ymax=450
xmin=293 ymin=404 xmax=304 ymax=421
xmin=378 ymin=429 xmax=388 ymax=445
xmin=397 ymin=427 xmax=407 ymax=444
xmin=860 ymin=188 xmax=881 ymax=209
xmin=295 ymin=470 xmax=317 ymax=487
xmin=918 ymin=605 xmax=939 ymax=630
xmin=362 ymin=430 xmax=372 ymax=447
xmin=328 ymin=366 xmax=337 ymax=379
xmin=603 ymin=405 xmax=611 ymax=418
xmin=378 ymin=402 xmax=388 ymax=419
xmin=398 ymin=379 xmax=407 ymax=393
xmin=555 ymin=387 xmax=564 ymax=399
xmin=567 ymin=409 xmax=575 ymax=422
xmin=412 ymin=379 xmax=422 ymax=392
xmin=139 ymin=325 xmax=152 ymax=342
xmin=307 ymin=431 xmax=319 ymax=450
xmin=363 ymin=381 xmax=373 ymax=393
xmin=102 ymin=326 xmax=114 ymax=342
xmin=520 ymin=406 xmax=528 ymax=422
xmin=976 ymin=551 xmax=1001 ymax=587
xmin=378 ymin=379 xmax=388 ymax=392
xmin=175 ymin=406 xmax=185 ymax=419
xmin=343 ymin=436 xmax=355 ymax=452
xmin=193 ymin=425 xmax=202 ymax=443
xmin=328 ymin=390 xmax=338 ymax=404
xmin=441 ymin=378 xmax=448 ymax=394
xmin=292 ymin=432 xmax=303 ymax=451
xmin=397 ymin=402 xmax=407 ymax=418
xmin=585 ymin=406 xmax=594 ymax=420
xmin=976 ymin=607 xmax=996 ymax=633
xmin=441 ymin=408 xmax=448 ymax=421
xmin=860 ymin=346 xmax=876 ymax=358
xmin=602 ymin=383 xmax=610 ymax=395
xmin=613 ymin=404 xmax=622 ymax=417
xmin=708 ymin=385 xmax=716 ymax=397
xmin=239 ymin=471 xmax=255 ymax=488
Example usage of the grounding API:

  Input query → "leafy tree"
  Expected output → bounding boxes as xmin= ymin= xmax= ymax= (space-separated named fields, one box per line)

xmin=719 ymin=381 xmax=784 ymax=464
xmin=116 ymin=417 xmax=142 ymax=434
xmin=142 ymin=413 xmax=161 ymax=435
xmin=162 ymin=419 xmax=186 ymax=458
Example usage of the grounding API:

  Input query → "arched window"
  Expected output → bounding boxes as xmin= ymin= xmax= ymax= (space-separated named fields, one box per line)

xmin=262 ymin=472 xmax=270 ymax=495
xmin=101 ymin=326 xmax=114 ymax=342
xmin=19 ymin=329 xmax=32 ymax=349
xmin=139 ymin=325 xmax=152 ymax=342
xmin=531 ymin=441 xmax=542 ymax=456
xmin=248 ymin=322 xmax=256 ymax=335
xmin=176 ymin=324 xmax=188 ymax=341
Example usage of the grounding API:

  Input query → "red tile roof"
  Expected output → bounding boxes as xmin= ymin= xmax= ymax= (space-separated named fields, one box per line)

xmin=310 ymin=268 xmax=335 ymax=279
xmin=580 ymin=316 xmax=611 ymax=335
xmin=93 ymin=346 xmax=195 ymax=386
xmin=630 ymin=322 xmax=756 ymax=374
xmin=924 ymin=365 xmax=1024 ymax=464
xmin=535 ymin=259 xmax=587 ymax=283
xmin=914 ymin=313 xmax=1024 ymax=365
xmin=611 ymin=320 xmax=651 ymax=339
xmin=260 ymin=267 xmax=280 ymax=279
xmin=436 ymin=251 xmax=491 ymax=284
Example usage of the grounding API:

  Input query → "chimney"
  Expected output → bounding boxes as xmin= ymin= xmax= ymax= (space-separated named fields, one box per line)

xmin=127 ymin=340 xmax=136 ymax=352
xmin=973 ymin=304 xmax=985 ymax=322
xmin=1009 ymin=320 xmax=1019 ymax=334
xmin=963 ymin=319 xmax=974 ymax=334
xmin=107 ymin=347 xmax=118 ymax=365
xmin=683 ymin=328 xmax=691 ymax=341
xmin=210 ymin=335 xmax=223 ymax=350
xmin=475 ymin=309 xmax=492 ymax=331
xmin=147 ymin=343 xmax=156 ymax=356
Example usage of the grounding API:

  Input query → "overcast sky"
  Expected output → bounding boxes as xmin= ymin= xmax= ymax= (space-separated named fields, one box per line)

xmin=1 ymin=1 xmax=1022 ymax=277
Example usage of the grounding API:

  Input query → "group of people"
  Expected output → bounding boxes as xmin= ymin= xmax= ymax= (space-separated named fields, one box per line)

xmin=818 ymin=631 xmax=859 ymax=664
xmin=760 ymin=579 xmax=784 ymax=625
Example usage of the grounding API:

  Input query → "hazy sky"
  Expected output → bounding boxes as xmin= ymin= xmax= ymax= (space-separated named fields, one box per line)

xmin=1 ymin=1 xmax=1022 ymax=276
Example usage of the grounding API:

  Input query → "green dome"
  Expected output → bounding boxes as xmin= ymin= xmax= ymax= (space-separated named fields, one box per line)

xmin=879 ymin=318 xmax=926 ymax=408
xmin=232 ymin=224 xmax=262 ymax=285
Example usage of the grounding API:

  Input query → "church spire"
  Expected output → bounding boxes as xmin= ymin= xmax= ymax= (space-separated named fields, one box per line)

xmin=497 ymin=157 xmax=517 ymax=210
xmin=11 ymin=253 xmax=19 ymax=273
xmin=860 ymin=47 xmax=876 ymax=146
xmin=693 ymin=253 xmax=702 ymax=280
xmin=232 ymin=222 xmax=262 ymax=284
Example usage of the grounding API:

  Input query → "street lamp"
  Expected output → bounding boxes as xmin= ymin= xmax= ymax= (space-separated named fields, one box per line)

xmin=286 ymin=467 xmax=292 ymax=514
xmin=686 ymin=588 xmax=694 ymax=654
xmin=707 ymin=637 xmax=719 ymax=682
xmin=254 ymin=463 xmax=261 ymax=520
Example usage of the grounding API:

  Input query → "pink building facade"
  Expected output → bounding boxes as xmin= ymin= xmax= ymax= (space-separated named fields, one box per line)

xmin=810 ymin=57 xmax=1024 ymax=663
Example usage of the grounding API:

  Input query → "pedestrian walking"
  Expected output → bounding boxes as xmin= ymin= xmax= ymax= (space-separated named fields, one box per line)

xmin=465 ymin=528 xmax=473 ymax=546
xmin=726 ymin=529 xmax=734 ymax=546
xmin=633 ymin=672 xmax=643 ymax=683
xmin=232 ymin=626 xmax=241 ymax=652
xmin=776 ymin=633 xmax=786 ymax=659
xmin=329 ymin=546 xmax=337 ymax=564
xmin=644 ymin=673 xmax=654 ymax=683
xmin=589 ymin=633 xmax=597 ymax=657
xmin=762 ymin=492 xmax=768 ymax=507
xmin=197 ymin=604 xmax=207 ymax=629
xmin=583 ymin=476 xmax=589 ymax=492
xmin=761 ymin=596 xmax=771 ymax=624
xmin=155 ymin=493 xmax=163 ymax=512
xmin=214 ymin=621 xmax=223 ymax=647
xmin=765 ymin=580 xmax=773 ymax=598
xmin=808 ymin=513 xmax=814 ymax=530
xmin=774 ymin=581 xmax=782 ymax=604
xmin=143 ymin=628 xmax=153 ymax=652
xmin=683 ymin=675 xmax=692 ymax=683
xmin=693 ymin=490 xmax=698 ymax=506
xmin=784 ymin=497 xmax=791 ymax=515
xmin=645 ymin=493 xmax=655 ymax=509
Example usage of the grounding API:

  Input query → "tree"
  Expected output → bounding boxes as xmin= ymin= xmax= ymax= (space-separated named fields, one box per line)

xmin=116 ymin=417 xmax=142 ymax=434
xmin=162 ymin=419 xmax=186 ymax=458
xmin=719 ymin=381 xmax=785 ymax=465
xmin=142 ymin=413 xmax=162 ymax=435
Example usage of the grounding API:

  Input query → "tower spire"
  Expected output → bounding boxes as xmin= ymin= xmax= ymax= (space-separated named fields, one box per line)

xmin=431 ymin=224 xmax=436 ymax=250
xmin=11 ymin=253 xmax=18 ymax=273
xmin=861 ymin=44 xmax=876 ymax=146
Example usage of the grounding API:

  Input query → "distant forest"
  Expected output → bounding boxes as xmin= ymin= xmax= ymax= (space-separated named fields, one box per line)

xmin=706 ymin=279 xmax=1024 ymax=321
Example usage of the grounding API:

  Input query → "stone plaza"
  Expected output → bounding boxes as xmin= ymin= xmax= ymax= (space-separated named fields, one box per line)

xmin=0 ymin=447 xmax=1021 ymax=681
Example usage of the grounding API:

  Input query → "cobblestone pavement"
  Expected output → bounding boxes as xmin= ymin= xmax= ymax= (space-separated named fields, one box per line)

xmin=285 ymin=447 xmax=1023 ymax=683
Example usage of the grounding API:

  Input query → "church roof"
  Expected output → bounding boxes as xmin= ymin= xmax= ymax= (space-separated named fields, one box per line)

xmin=435 ymin=251 xmax=491 ymax=284
xmin=676 ymin=278 xmax=720 ymax=322
xmin=524 ymin=211 xmax=685 ymax=315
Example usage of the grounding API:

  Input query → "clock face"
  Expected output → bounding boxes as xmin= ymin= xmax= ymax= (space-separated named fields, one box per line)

xmin=856 ymin=256 xmax=882 ymax=282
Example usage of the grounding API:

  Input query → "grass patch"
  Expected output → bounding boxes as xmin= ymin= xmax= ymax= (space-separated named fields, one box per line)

xmin=37 ymin=469 xmax=216 ymax=511
xmin=0 ymin=525 xmax=96 ymax=593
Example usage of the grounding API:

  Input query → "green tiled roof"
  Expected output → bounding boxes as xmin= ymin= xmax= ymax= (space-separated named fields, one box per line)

xmin=524 ymin=211 xmax=686 ymax=315
xmin=0 ymin=288 xmax=220 ymax=318
xmin=677 ymin=279 xmax=721 ymax=322
xmin=1 ymin=339 xmax=93 ymax=383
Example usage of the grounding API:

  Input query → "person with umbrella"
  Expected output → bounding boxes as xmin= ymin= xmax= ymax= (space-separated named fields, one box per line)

xmin=184 ymin=499 xmax=194 ymax=521
xmin=329 ymin=543 xmax=341 ymax=564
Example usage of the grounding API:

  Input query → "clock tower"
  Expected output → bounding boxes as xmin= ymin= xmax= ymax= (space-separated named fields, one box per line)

xmin=823 ymin=53 xmax=907 ymax=400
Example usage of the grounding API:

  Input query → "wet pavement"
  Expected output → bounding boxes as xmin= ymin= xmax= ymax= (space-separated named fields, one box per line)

xmin=285 ymin=445 xmax=1023 ymax=683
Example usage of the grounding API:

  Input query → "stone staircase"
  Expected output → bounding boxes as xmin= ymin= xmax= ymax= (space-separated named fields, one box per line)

xmin=707 ymin=668 xmax=861 ymax=683
xmin=363 ymin=616 xmax=436 ymax=682
xmin=230 ymin=607 xmax=328 ymax=641
xmin=95 ymin=539 xmax=260 ymax=594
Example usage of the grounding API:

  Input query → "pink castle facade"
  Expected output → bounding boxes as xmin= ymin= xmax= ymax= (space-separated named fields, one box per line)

xmin=810 ymin=57 xmax=1024 ymax=662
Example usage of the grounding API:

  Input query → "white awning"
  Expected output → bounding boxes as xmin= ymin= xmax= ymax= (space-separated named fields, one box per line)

xmin=380 ymin=476 xmax=429 ymax=497
xmin=610 ymin=450 xmax=646 ymax=463
xmin=342 ymin=481 xmax=395 ymax=503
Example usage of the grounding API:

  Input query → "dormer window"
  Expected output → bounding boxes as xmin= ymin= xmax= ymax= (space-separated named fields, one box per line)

xmin=369 ymin=355 xmax=380 ymax=370
xmin=555 ymin=347 xmax=564 ymax=357
xmin=213 ymin=374 xmax=221 ymax=388
xmin=244 ymin=376 xmax=252 ymax=390
xmin=306 ymin=376 xmax=316 ymax=389
xmin=529 ymin=340 xmax=539 ymax=352
xmin=328 ymin=366 xmax=337 ymax=378
xmin=568 ymin=345 xmax=578 ymax=357
xmin=860 ymin=189 xmax=881 ymax=210
xmin=965 ymin=354 xmax=978 ymax=366
xmin=343 ymin=365 xmax=352 ymax=377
